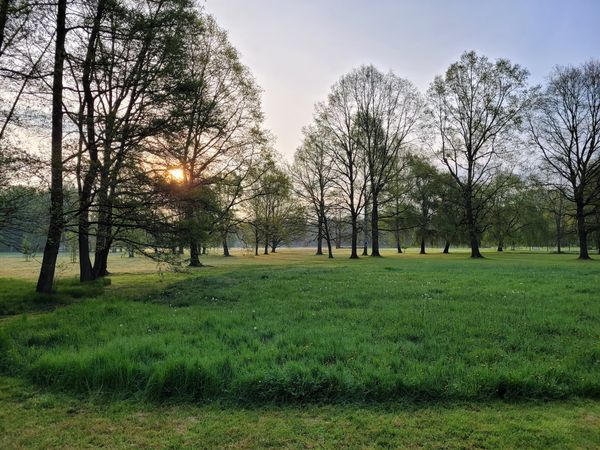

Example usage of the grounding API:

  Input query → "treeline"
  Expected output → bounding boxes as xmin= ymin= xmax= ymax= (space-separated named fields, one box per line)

xmin=293 ymin=55 xmax=600 ymax=261
xmin=0 ymin=1 xmax=599 ymax=294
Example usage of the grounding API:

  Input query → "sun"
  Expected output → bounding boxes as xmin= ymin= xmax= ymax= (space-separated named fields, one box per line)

xmin=168 ymin=167 xmax=185 ymax=183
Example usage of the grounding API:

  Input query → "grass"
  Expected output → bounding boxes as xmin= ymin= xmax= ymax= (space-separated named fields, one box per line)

xmin=1 ymin=248 xmax=599 ymax=447
xmin=1 ymin=376 xmax=599 ymax=449
xmin=0 ymin=277 xmax=108 ymax=315
xmin=1 ymin=249 xmax=599 ymax=403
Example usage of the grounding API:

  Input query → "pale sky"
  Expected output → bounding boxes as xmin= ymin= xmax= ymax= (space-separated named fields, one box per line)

xmin=204 ymin=0 xmax=600 ymax=160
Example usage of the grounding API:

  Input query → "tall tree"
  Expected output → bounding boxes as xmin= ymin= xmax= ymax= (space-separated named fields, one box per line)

xmin=36 ymin=0 xmax=67 ymax=293
xmin=428 ymin=51 xmax=533 ymax=258
xmin=293 ymin=126 xmax=335 ymax=258
xmin=405 ymin=155 xmax=440 ymax=254
xmin=351 ymin=65 xmax=423 ymax=256
xmin=317 ymin=75 xmax=366 ymax=259
xmin=157 ymin=13 xmax=263 ymax=267
xmin=528 ymin=61 xmax=600 ymax=259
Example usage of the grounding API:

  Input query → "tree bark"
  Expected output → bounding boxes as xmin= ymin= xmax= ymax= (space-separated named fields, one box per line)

xmin=555 ymin=217 xmax=562 ymax=253
xmin=254 ymin=227 xmax=259 ymax=256
xmin=443 ymin=240 xmax=450 ymax=254
xmin=497 ymin=237 xmax=504 ymax=252
xmin=465 ymin=195 xmax=483 ymax=258
xmin=316 ymin=216 xmax=323 ymax=255
xmin=223 ymin=238 xmax=230 ymax=256
xmin=77 ymin=0 xmax=105 ymax=282
xmin=189 ymin=239 xmax=201 ymax=266
xmin=93 ymin=175 xmax=111 ymax=277
xmin=576 ymin=201 xmax=590 ymax=259
xmin=420 ymin=236 xmax=426 ymax=255
xmin=93 ymin=243 xmax=111 ymax=277
xmin=0 ymin=0 xmax=9 ymax=51
xmin=37 ymin=0 xmax=67 ymax=294
xmin=370 ymin=193 xmax=381 ymax=257
xmin=78 ymin=220 xmax=93 ymax=281
xmin=350 ymin=213 xmax=359 ymax=259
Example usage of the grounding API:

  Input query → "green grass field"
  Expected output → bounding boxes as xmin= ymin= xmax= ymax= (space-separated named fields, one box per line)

xmin=1 ymin=249 xmax=599 ymax=448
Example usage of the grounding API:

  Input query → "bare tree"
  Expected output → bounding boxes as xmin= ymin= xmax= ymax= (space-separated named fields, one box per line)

xmin=528 ymin=61 xmax=600 ymax=259
xmin=428 ymin=51 xmax=533 ymax=258
xmin=317 ymin=76 xmax=366 ymax=259
xmin=351 ymin=65 xmax=423 ymax=256
xmin=293 ymin=126 xmax=335 ymax=258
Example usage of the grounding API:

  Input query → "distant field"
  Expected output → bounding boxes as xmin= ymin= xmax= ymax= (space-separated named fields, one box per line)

xmin=0 ymin=245 xmax=583 ymax=279
xmin=1 ymin=249 xmax=599 ymax=447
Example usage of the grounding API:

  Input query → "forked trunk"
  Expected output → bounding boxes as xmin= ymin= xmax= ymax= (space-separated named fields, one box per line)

xmin=466 ymin=195 xmax=483 ymax=258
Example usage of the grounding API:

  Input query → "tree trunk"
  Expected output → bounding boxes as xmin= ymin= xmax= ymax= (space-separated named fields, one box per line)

xmin=350 ymin=213 xmax=359 ymax=259
xmin=371 ymin=193 xmax=381 ymax=257
xmin=93 ymin=244 xmax=111 ymax=277
xmin=76 ymin=0 xmax=106 ymax=282
xmin=322 ymin=212 xmax=334 ymax=259
xmin=263 ymin=240 xmax=269 ymax=255
xmin=316 ymin=217 xmax=323 ymax=255
xmin=36 ymin=0 xmax=67 ymax=294
xmin=0 ymin=0 xmax=9 ymax=51
xmin=254 ymin=228 xmax=259 ymax=256
xmin=497 ymin=237 xmax=504 ymax=252
xmin=576 ymin=201 xmax=590 ymax=260
xmin=443 ymin=239 xmax=450 ymax=254
xmin=93 ymin=180 xmax=111 ymax=278
xmin=362 ymin=203 xmax=369 ymax=256
xmin=78 ymin=218 xmax=94 ymax=281
xmin=420 ymin=236 xmax=426 ymax=254
xmin=189 ymin=239 xmax=201 ymax=266
xmin=128 ymin=247 xmax=134 ymax=258
xmin=223 ymin=238 xmax=230 ymax=257
xmin=555 ymin=216 xmax=562 ymax=253
xmin=466 ymin=195 xmax=483 ymax=258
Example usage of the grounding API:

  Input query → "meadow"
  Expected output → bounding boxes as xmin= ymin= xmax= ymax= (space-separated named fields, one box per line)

xmin=0 ymin=249 xmax=599 ymax=448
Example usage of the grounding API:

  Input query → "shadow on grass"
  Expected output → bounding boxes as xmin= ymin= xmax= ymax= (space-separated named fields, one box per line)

xmin=0 ymin=277 xmax=109 ymax=316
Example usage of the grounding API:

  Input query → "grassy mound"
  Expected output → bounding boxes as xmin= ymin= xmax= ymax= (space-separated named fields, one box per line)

xmin=1 ymin=253 xmax=599 ymax=403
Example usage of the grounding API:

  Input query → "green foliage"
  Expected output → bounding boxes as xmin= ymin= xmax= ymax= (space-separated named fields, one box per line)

xmin=1 ymin=253 xmax=599 ymax=403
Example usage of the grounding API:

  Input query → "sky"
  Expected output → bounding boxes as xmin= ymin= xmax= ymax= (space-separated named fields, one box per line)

xmin=203 ymin=0 xmax=600 ymax=160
